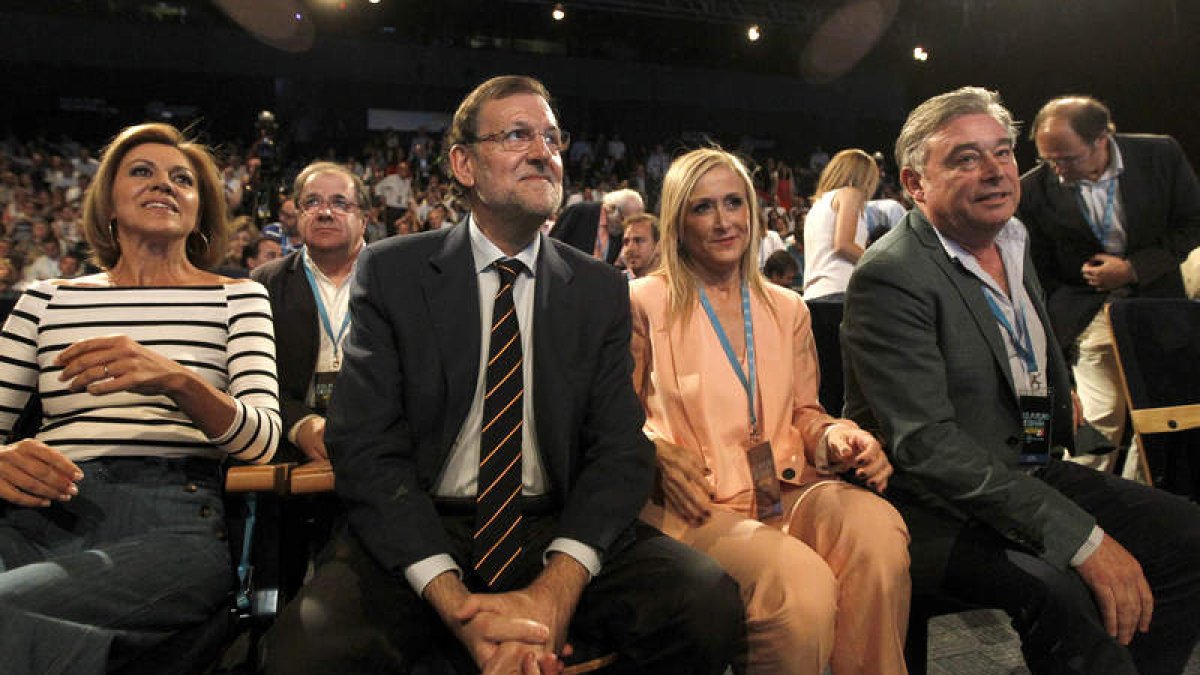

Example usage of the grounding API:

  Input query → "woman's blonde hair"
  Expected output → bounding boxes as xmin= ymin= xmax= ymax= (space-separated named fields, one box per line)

xmin=656 ymin=147 xmax=770 ymax=322
xmin=81 ymin=122 xmax=229 ymax=270
xmin=813 ymin=148 xmax=880 ymax=202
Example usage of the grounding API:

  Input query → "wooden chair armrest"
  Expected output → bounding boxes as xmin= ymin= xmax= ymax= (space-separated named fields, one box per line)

xmin=225 ymin=463 xmax=294 ymax=494
xmin=290 ymin=460 xmax=335 ymax=494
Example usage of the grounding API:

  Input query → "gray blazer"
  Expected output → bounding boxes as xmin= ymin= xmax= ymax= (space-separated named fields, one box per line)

xmin=842 ymin=209 xmax=1095 ymax=583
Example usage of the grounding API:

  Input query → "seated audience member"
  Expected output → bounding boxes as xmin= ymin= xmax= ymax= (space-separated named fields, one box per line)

xmin=253 ymin=161 xmax=367 ymax=464
xmin=0 ymin=122 xmax=280 ymax=673
xmin=762 ymin=248 xmax=800 ymax=289
xmin=20 ymin=237 xmax=63 ymax=286
xmin=57 ymin=249 xmax=83 ymax=279
xmin=631 ymin=147 xmax=908 ymax=675
xmin=803 ymin=149 xmax=880 ymax=303
xmin=619 ymin=212 xmax=661 ymax=279
xmin=243 ymin=234 xmax=282 ymax=272
xmin=261 ymin=75 xmax=742 ymax=675
xmin=552 ymin=187 xmax=645 ymax=265
xmin=842 ymin=86 xmax=1200 ymax=675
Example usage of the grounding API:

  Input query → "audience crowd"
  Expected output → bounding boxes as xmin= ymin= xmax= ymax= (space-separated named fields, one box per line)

xmin=0 ymin=123 xmax=907 ymax=306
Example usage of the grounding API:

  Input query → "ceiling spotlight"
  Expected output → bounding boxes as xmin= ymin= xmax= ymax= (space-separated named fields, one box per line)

xmin=369 ymin=0 xmax=381 ymax=4
xmin=913 ymin=45 xmax=929 ymax=62
xmin=747 ymin=24 xmax=762 ymax=42
xmin=552 ymin=3 xmax=565 ymax=21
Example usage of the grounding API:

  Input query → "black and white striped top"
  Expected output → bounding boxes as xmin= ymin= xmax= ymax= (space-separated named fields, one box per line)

xmin=0 ymin=279 xmax=281 ymax=464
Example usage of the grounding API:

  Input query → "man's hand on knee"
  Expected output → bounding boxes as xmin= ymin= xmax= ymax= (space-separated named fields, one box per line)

xmin=1075 ymin=534 xmax=1154 ymax=645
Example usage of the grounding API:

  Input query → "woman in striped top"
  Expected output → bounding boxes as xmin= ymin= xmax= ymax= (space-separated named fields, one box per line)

xmin=0 ymin=123 xmax=280 ymax=673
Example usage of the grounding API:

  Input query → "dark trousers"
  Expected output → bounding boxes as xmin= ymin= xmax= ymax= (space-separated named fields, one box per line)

xmin=261 ymin=516 xmax=744 ymax=674
xmin=932 ymin=459 xmax=1200 ymax=675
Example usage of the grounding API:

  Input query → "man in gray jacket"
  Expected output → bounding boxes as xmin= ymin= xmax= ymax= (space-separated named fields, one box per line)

xmin=843 ymin=86 xmax=1200 ymax=674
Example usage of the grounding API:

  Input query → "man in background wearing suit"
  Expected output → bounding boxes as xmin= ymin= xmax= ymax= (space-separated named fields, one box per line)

xmin=843 ymin=86 xmax=1200 ymax=675
xmin=252 ymin=161 xmax=367 ymax=463
xmin=1018 ymin=96 xmax=1200 ymax=470
xmin=262 ymin=75 xmax=742 ymax=674
xmin=551 ymin=187 xmax=644 ymax=265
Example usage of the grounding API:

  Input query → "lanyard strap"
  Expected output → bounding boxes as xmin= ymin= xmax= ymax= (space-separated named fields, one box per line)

xmin=302 ymin=260 xmax=352 ymax=365
xmin=981 ymin=288 xmax=1038 ymax=376
xmin=1076 ymin=178 xmax=1118 ymax=251
xmin=699 ymin=282 xmax=759 ymax=439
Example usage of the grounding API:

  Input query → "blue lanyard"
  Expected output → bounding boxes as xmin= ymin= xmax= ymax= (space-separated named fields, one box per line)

xmin=302 ymin=257 xmax=352 ymax=367
xmin=1076 ymin=178 xmax=1118 ymax=251
xmin=699 ymin=282 xmax=759 ymax=439
xmin=981 ymin=288 xmax=1039 ymax=377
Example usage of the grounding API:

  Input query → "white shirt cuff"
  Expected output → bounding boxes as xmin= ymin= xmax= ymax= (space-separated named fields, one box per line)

xmin=1069 ymin=526 xmax=1105 ymax=567
xmin=287 ymin=413 xmax=322 ymax=446
xmin=544 ymin=538 xmax=602 ymax=579
xmin=405 ymin=554 xmax=462 ymax=596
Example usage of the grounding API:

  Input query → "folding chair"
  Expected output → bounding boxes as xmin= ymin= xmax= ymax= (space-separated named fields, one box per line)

xmin=1108 ymin=298 xmax=1200 ymax=498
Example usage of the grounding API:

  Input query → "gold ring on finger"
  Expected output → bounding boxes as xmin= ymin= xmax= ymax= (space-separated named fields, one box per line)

xmin=102 ymin=363 xmax=110 ymax=378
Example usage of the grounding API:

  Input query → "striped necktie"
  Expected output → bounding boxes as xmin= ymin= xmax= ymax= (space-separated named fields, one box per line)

xmin=473 ymin=258 xmax=526 ymax=589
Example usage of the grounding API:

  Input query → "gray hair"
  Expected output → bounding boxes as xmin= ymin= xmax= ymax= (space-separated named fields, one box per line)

xmin=895 ymin=86 xmax=1019 ymax=175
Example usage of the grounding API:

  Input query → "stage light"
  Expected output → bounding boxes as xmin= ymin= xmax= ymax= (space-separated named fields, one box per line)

xmin=913 ymin=45 xmax=929 ymax=62
xmin=552 ymin=3 xmax=565 ymax=21
xmin=747 ymin=24 xmax=762 ymax=42
xmin=294 ymin=12 xmax=303 ymax=20
xmin=369 ymin=0 xmax=381 ymax=4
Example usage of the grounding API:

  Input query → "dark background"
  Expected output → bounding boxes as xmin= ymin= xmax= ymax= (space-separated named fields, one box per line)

xmin=2 ymin=0 xmax=1197 ymax=169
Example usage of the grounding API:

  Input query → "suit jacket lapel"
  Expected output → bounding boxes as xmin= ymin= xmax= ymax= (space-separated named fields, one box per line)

xmin=424 ymin=224 xmax=482 ymax=450
xmin=910 ymin=213 xmax=1019 ymax=402
xmin=532 ymin=236 xmax=574 ymax=489
xmin=284 ymin=252 xmax=320 ymax=382
xmin=1113 ymin=136 xmax=1150 ymax=249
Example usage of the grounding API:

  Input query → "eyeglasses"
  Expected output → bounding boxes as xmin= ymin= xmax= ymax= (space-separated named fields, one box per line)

xmin=298 ymin=194 xmax=359 ymax=215
xmin=469 ymin=127 xmax=571 ymax=154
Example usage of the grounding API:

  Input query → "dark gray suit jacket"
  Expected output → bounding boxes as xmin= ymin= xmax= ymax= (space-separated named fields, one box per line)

xmin=550 ymin=202 xmax=620 ymax=264
xmin=251 ymin=250 xmax=319 ymax=463
xmin=842 ymin=210 xmax=1095 ymax=583
xmin=1018 ymin=133 xmax=1200 ymax=353
xmin=325 ymin=222 xmax=653 ymax=577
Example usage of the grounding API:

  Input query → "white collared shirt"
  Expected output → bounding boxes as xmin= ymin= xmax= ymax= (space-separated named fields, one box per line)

xmin=1061 ymin=135 xmax=1127 ymax=254
xmin=932 ymin=218 xmax=1049 ymax=396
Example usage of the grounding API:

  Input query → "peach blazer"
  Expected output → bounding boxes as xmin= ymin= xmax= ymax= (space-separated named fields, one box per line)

xmin=630 ymin=275 xmax=852 ymax=505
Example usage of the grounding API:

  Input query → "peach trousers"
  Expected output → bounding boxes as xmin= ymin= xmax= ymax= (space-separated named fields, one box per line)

xmin=642 ymin=480 xmax=911 ymax=675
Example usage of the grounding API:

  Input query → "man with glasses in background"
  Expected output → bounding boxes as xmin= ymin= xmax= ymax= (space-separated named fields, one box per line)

xmin=253 ymin=161 xmax=368 ymax=463
xmin=262 ymin=75 xmax=742 ymax=674
xmin=1019 ymin=96 xmax=1200 ymax=473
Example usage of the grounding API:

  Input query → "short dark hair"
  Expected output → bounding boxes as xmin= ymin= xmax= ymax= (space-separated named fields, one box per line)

xmin=763 ymin=249 xmax=799 ymax=279
xmin=1031 ymin=95 xmax=1116 ymax=144
xmin=444 ymin=75 xmax=554 ymax=199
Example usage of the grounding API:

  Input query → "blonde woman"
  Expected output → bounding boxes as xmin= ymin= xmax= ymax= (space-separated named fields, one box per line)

xmin=631 ymin=147 xmax=909 ymax=674
xmin=802 ymin=149 xmax=880 ymax=302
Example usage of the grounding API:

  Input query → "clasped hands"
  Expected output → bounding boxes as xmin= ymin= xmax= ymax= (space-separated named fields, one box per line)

xmin=824 ymin=424 xmax=892 ymax=493
xmin=1081 ymin=253 xmax=1135 ymax=292
xmin=0 ymin=335 xmax=183 ymax=508
xmin=431 ymin=555 xmax=586 ymax=675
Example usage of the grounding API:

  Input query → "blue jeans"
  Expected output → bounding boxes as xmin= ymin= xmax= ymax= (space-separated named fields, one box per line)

xmin=0 ymin=456 xmax=232 ymax=675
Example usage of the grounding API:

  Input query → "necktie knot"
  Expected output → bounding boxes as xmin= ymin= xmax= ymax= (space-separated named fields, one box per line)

xmin=495 ymin=258 xmax=525 ymax=285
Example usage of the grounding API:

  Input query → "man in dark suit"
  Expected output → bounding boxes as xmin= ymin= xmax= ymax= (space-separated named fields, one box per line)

xmin=1018 ymin=96 xmax=1200 ymax=468
xmin=262 ymin=75 xmax=742 ymax=674
xmin=252 ymin=161 xmax=368 ymax=463
xmin=550 ymin=188 xmax=643 ymax=265
xmin=843 ymin=86 xmax=1200 ymax=674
